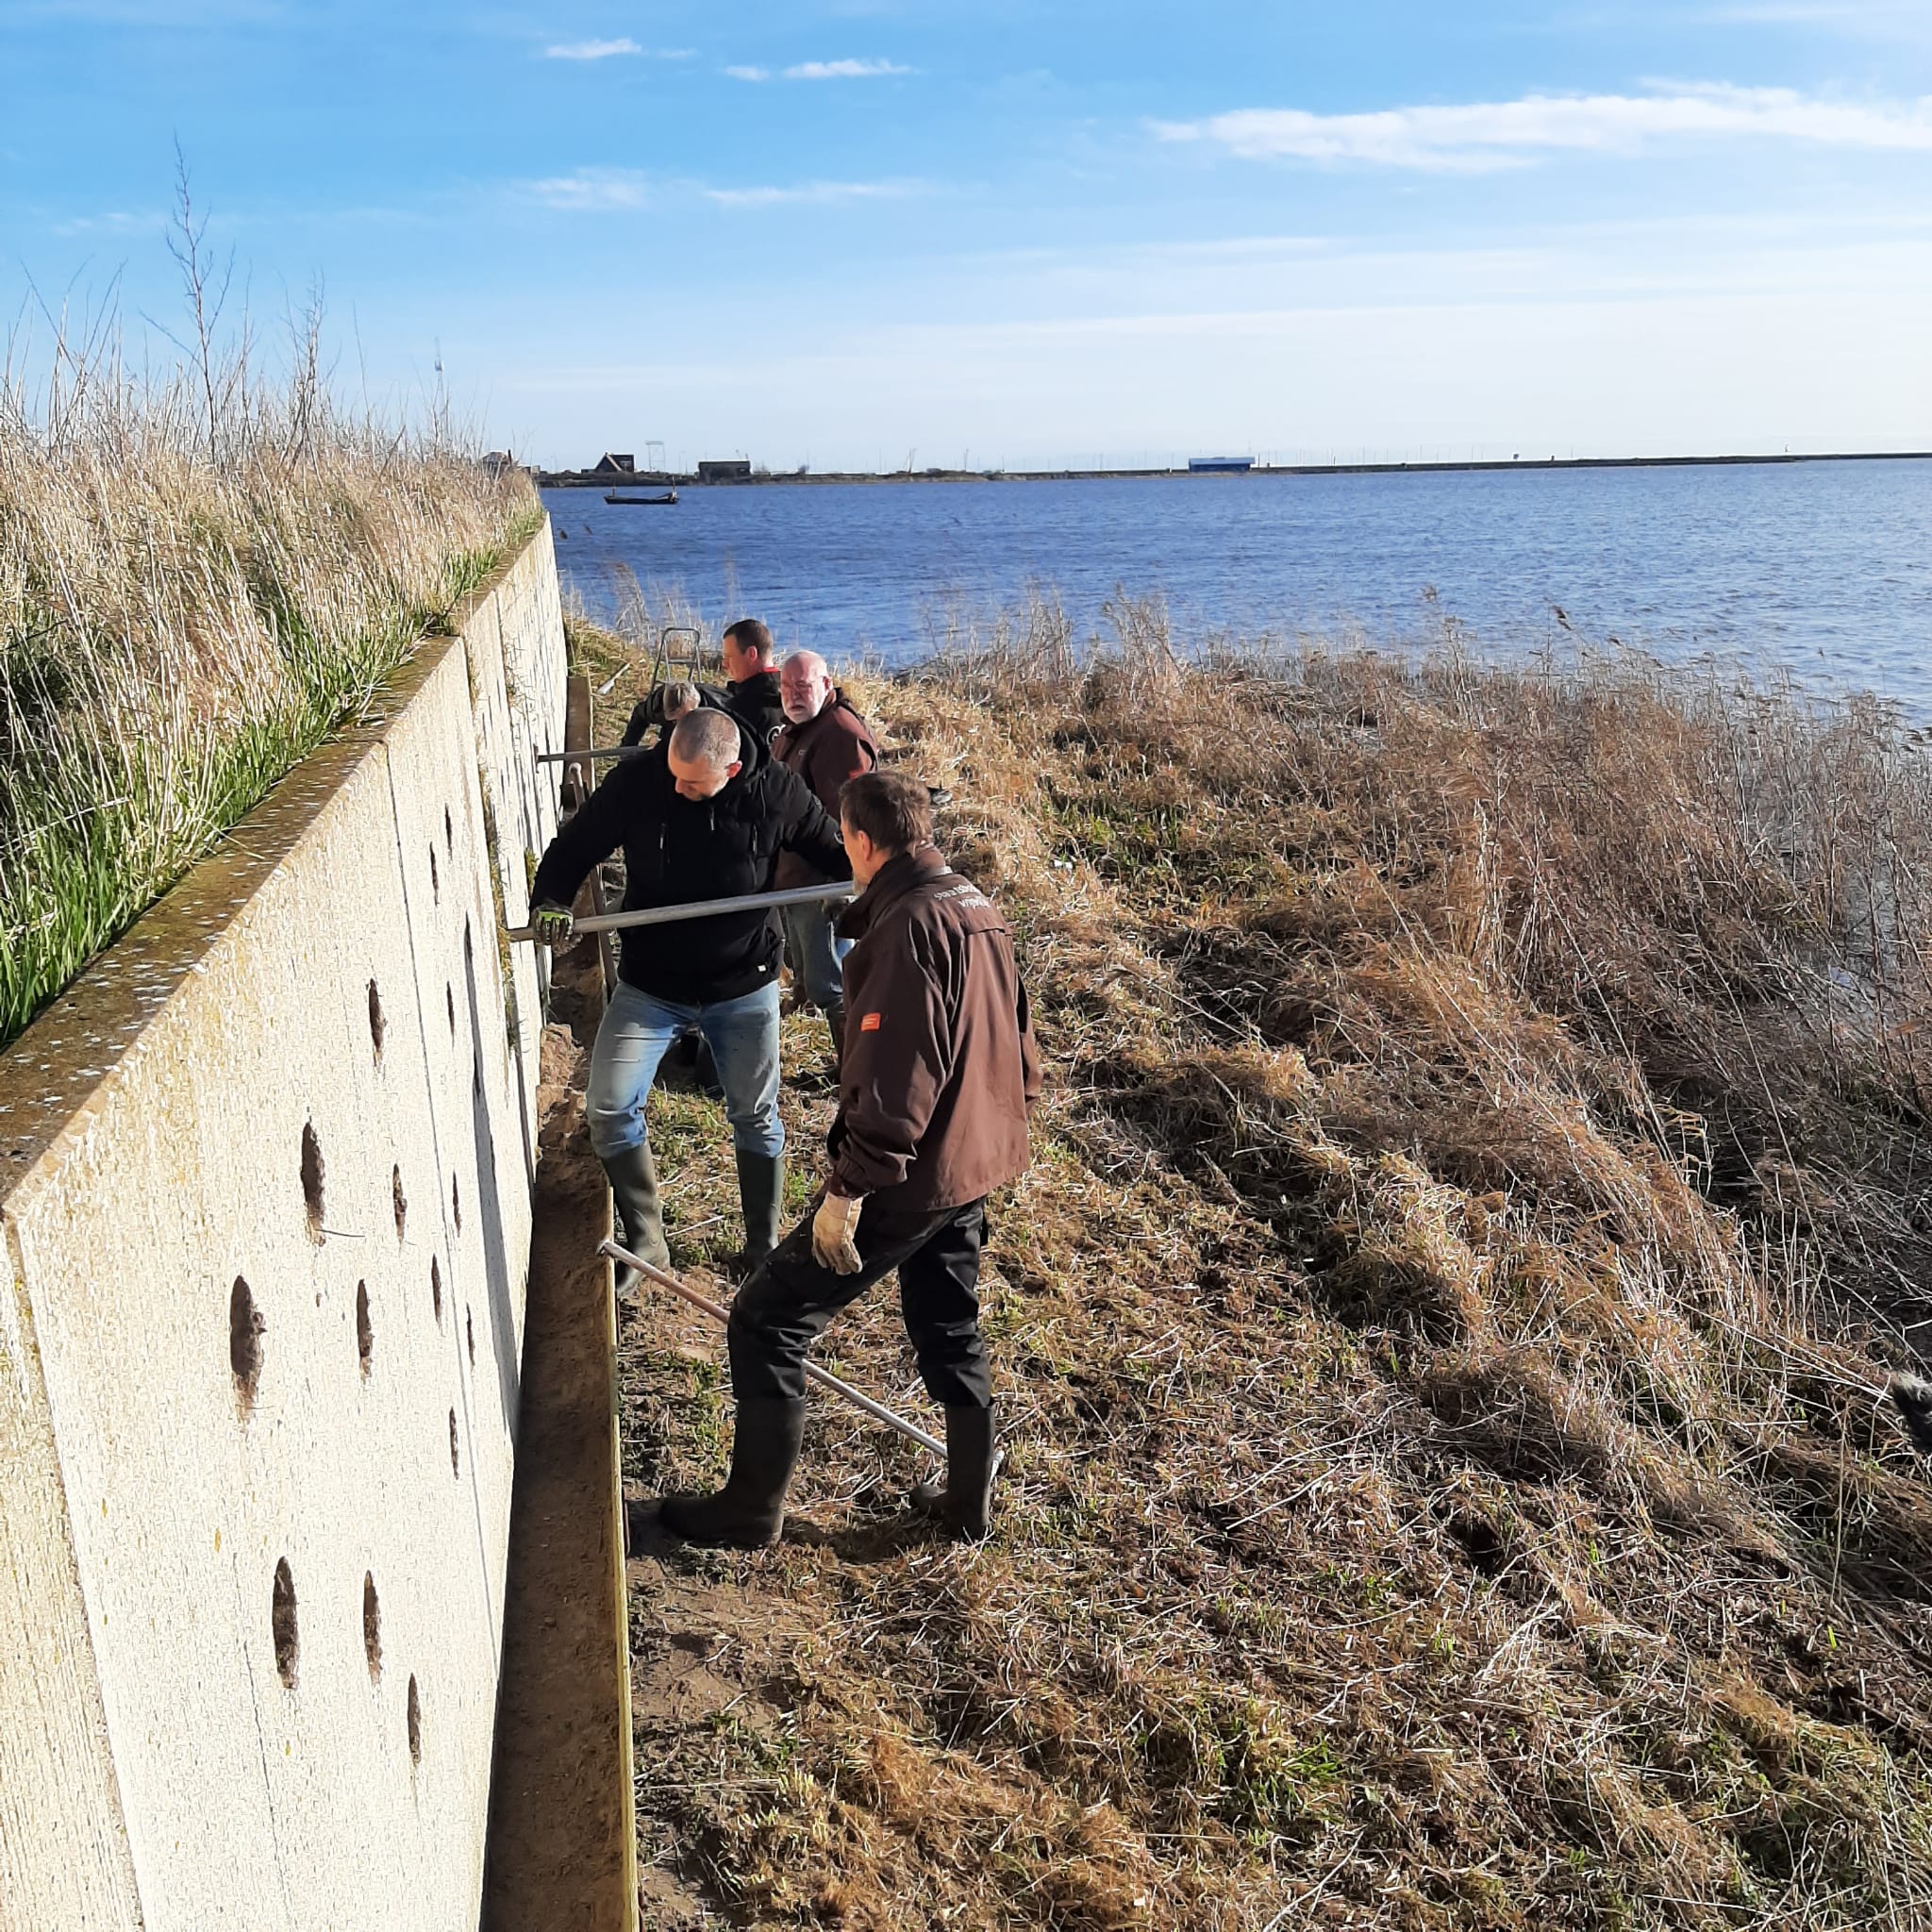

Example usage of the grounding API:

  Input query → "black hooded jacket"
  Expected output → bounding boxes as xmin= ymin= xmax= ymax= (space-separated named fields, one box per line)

xmin=621 ymin=670 xmax=788 ymax=754
xmin=532 ymin=712 xmax=850 ymax=1003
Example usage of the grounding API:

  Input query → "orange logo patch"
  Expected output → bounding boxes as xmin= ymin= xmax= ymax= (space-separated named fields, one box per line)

xmin=859 ymin=1012 xmax=883 ymax=1033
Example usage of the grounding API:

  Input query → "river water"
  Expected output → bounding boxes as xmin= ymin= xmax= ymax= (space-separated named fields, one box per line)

xmin=543 ymin=458 xmax=1932 ymax=710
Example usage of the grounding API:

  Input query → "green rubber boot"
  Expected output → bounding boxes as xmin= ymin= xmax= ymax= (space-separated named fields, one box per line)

xmin=730 ymin=1149 xmax=786 ymax=1276
xmin=602 ymin=1141 xmax=669 ymax=1291
xmin=658 ymin=1398 xmax=808 ymax=1548
xmin=912 ymin=1404 xmax=997 ymax=1541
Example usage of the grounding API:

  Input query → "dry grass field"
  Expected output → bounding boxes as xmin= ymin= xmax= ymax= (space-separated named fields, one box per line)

xmin=572 ymin=601 xmax=1932 ymax=1929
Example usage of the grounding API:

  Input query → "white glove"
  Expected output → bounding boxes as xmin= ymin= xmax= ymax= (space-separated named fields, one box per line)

xmin=811 ymin=1192 xmax=865 ymax=1275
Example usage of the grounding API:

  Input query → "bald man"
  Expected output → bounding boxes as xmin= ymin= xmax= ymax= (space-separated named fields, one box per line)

xmin=529 ymin=707 xmax=851 ymax=1276
xmin=773 ymin=652 xmax=877 ymax=1054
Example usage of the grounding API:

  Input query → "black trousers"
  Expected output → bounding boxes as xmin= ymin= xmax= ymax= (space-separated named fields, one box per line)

xmin=727 ymin=1198 xmax=991 ymax=1407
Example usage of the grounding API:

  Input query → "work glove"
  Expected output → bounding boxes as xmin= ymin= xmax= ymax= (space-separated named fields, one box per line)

xmin=811 ymin=1192 xmax=865 ymax=1275
xmin=531 ymin=900 xmax=575 ymax=947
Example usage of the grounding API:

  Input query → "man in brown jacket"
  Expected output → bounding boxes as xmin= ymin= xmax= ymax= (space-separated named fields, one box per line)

xmin=658 ymin=771 xmax=1039 ymax=1549
xmin=774 ymin=651 xmax=877 ymax=1050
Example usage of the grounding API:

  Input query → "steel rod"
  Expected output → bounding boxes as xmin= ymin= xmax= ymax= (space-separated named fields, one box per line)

xmin=599 ymin=1239 xmax=944 ymax=1458
xmin=507 ymin=880 xmax=853 ymax=942
xmin=538 ymin=744 xmax=636 ymax=767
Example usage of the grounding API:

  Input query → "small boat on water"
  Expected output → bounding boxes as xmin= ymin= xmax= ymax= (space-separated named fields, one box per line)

xmin=604 ymin=489 xmax=678 ymax=506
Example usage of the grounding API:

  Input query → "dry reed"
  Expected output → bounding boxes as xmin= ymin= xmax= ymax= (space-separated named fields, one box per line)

xmin=588 ymin=592 xmax=1932 ymax=1926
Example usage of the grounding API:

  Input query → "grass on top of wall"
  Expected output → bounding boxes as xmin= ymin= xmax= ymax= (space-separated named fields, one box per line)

xmin=0 ymin=353 xmax=538 ymax=1051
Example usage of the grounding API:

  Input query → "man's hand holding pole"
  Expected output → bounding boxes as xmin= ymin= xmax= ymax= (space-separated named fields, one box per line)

xmin=531 ymin=900 xmax=575 ymax=947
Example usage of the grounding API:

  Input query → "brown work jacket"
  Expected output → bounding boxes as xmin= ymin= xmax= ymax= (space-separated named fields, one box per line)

xmin=827 ymin=846 xmax=1040 ymax=1219
xmin=772 ymin=692 xmax=878 ymax=890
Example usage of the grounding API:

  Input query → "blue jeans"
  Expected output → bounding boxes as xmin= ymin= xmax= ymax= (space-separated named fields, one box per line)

xmin=586 ymin=979 xmax=783 ymax=1160
xmin=780 ymin=901 xmax=852 ymax=1018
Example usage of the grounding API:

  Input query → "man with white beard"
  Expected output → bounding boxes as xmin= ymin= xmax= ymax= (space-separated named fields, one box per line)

xmin=772 ymin=651 xmax=878 ymax=1058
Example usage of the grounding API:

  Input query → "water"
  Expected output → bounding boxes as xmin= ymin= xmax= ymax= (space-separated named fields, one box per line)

xmin=544 ymin=458 xmax=1932 ymax=710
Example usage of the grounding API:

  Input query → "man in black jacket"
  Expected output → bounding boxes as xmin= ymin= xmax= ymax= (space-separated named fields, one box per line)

xmin=621 ymin=617 xmax=787 ymax=753
xmin=528 ymin=708 xmax=850 ymax=1274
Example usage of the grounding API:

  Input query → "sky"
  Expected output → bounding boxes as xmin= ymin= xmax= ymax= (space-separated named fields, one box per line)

xmin=3 ymin=1 xmax=1931 ymax=469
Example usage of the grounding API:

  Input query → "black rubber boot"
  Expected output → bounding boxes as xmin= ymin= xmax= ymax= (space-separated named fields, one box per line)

xmin=912 ymin=1404 xmax=997 ymax=1541
xmin=658 ymin=1398 xmax=807 ymax=1547
xmin=602 ymin=1141 xmax=669 ymax=1289
xmin=729 ymin=1149 xmax=786 ymax=1275
xmin=824 ymin=1003 xmax=845 ymax=1074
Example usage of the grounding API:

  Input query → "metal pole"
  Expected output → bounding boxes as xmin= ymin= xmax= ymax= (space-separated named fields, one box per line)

xmin=538 ymin=744 xmax=636 ymax=768
xmin=507 ymin=881 xmax=853 ymax=942
xmin=598 ymin=1240 xmax=944 ymax=1458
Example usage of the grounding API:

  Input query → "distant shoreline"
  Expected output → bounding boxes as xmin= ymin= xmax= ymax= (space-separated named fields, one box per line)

xmin=537 ymin=449 xmax=1932 ymax=489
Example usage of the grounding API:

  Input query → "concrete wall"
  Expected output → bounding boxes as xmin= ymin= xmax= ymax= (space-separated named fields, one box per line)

xmin=0 ymin=521 xmax=567 ymax=1932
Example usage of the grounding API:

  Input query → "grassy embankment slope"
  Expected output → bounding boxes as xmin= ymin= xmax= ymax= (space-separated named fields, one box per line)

xmin=0 ymin=367 xmax=538 ymax=1049
xmin=575 ymin=603 xmax=1932 ymax=1930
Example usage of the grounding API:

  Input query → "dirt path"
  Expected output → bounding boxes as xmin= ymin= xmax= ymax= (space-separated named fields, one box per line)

xmin=480 ymin=965 xmax=637 ymax=1931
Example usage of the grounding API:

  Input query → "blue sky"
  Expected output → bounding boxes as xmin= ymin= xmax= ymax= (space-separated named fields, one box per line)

xmin=4 ymin=1 xmax=1931 ymax=467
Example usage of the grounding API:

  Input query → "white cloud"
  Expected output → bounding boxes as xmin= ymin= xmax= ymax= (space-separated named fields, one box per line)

xmin=525 ymin=168 xmax=650 ymax=209
xmin=1154 ymin=83 xmax=1932 ymax=171
xmin=545 ymin=37 xmax=641 ymax=59
xmin=703 ymin=178 xmax=921 ymax=207
xmin=785 ymin=58 xmax=911 ymax=80
xmin=545 ymin=38 xmax=693 ymax=61
xmin=726 ymin=57 xmax=912 ymax=82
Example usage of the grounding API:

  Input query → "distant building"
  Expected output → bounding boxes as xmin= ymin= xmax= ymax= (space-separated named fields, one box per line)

xmin=591 ymin=452 xmax=636 ymax=476
xmin=698 ymin=458 xmax=754 ymax=483
xmin=1189 ymin=456 xmax=1254 ymax=473
xmin=480 ymin=450 xmax=518 ymax=477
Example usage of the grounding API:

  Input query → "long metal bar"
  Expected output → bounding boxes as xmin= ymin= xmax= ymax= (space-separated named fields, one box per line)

xmin=507 ymin=881 xmax=853 ymax=943
xmin=599 ymin=1239 xmax=944 ymax=1458
xmin=538 ymin=744 xmax=636 ymax=768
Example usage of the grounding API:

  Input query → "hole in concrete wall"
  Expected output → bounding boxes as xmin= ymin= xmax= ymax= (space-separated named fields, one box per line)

xmin=446 ymin=982 xmax=456 ymax=1036
xmin=463 ymin=915 xmax=473 ymax=962
xmin=368 ymin=979 xmax=385 ymax=1061
xmin=449 ymin=1408 xmax=460 ymax=1476
xmin=229 ymin=1276 xmax=264 ymax=1409
xmin=444 ymin=805 xmax=454 ymax=854
xmin=451 ymin=1174 xmax=461 ymax=1233
xmin=466 ymin=1306 xmax=475 ymax=1367
xmin=363 ymin=1573 xmax=382 ymax=1679
xmin=356 ymin=1280 xmax=374 ymax=1374
xmin=392 ymin=1166 xmax=407 ymax=1241
xmin=407 ymin=1674 xmax=423 ymax=1763
xmin=431 ymin=1255 xmax=443 ymax=1325
xmin=428 ymin=843 xmax=440 ymax=902
xmin=301 ymin=1123 xmax=325 ymax=1240
xmin=272 ymin=1558 xmax=299 ymax=1690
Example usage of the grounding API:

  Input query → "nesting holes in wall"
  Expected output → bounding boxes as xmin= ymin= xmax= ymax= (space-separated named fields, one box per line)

xmin=449 ymin=1408 xmax=460 ymax=1477
xmin=362 ymin=1573 xmax=382 ymax=1680
xmin=466 ymin=1306 xmax=475 ymax=1367
xmin=451 ymin=1174 xmax=462 ymax=1234
xmin=407 ymin=1674 xmax=423 ymax=1764
xmin=272 ymin=1558 xmax=299 ymax=1690
xmin=301 ymin=1123 xmax=325 ymax=1241
xmin=444 ymin=805 xmax=454 ymax=855
xmin=446 ymin=983 xmax=456 ymax=1037
xmin=229 ymin=1276 xmax=263 ymax=1410
xmin=428 ymin=843 xmax=440 ymax=903
xmin=392 ymin=1166 xmax=407 ymax=1241
xmin=368 ymin=979 xmax=385 ymax=1062
xmin=356 ymin=1281 xmax=374 ymax=1374
xmin=431 ymin=1255 xmax=443 ymax=1325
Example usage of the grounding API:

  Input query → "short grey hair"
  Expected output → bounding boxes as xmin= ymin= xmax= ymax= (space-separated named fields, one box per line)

xmin=782 ymin=650 xmax=829 ymax=682
xmin=670 ymin=708 xmax=741 ymax=768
